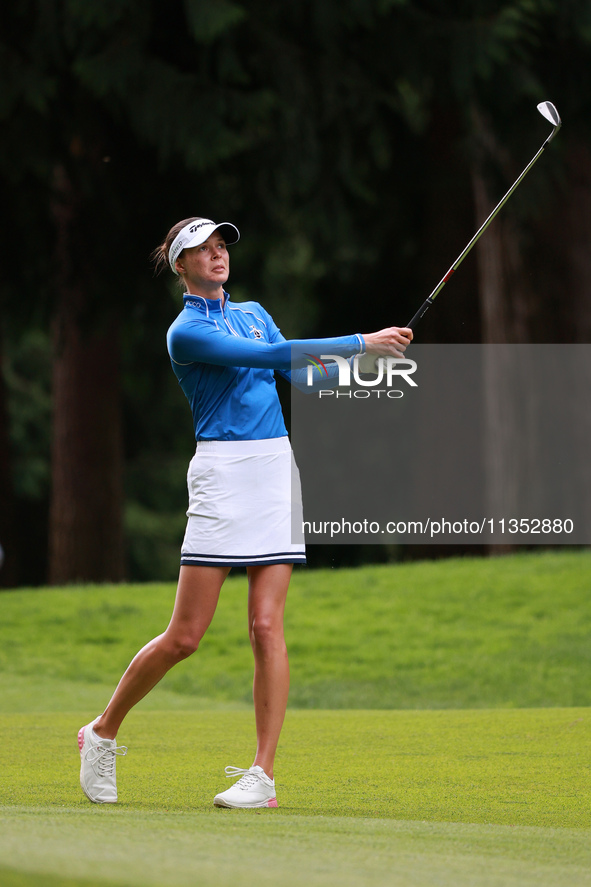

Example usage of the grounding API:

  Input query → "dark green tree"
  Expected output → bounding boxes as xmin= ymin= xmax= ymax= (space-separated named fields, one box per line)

xmin=0 ymin=0 xmax=433 ymax=583
xmin=0 ymin=0 xmax=281 ymax=583
xmin=2 ymin=0 xmax=591 ymax=583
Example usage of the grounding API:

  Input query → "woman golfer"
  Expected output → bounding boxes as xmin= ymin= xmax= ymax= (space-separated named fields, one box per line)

xmin=78 ymin=217 xmax=412 ymax=808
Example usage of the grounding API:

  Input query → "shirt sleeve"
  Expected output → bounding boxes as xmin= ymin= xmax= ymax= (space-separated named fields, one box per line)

xmin=265 ymin=311 xmax=360 ymax=389
xmin=168 ymin=314 xmax=365 ymax=371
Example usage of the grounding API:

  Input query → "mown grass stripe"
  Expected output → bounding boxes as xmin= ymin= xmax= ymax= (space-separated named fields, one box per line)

xmin=1 ymin=809 xmax=590 ymax=887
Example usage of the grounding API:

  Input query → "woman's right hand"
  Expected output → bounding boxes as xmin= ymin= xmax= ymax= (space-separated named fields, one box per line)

xmin=362 ymin=327 xmax=413 ymax=359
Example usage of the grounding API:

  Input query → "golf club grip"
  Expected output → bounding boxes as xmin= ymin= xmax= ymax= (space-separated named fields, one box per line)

xmin=407 ymin=297 xmax=433 ymax=331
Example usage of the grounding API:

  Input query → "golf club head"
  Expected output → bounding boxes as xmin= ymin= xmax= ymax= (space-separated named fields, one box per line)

xmin=537 ymin=101 xmax=561 ymax=141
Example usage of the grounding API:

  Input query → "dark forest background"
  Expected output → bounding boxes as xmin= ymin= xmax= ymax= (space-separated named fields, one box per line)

xmin=1 ymin=0 xmax=590 ymax=587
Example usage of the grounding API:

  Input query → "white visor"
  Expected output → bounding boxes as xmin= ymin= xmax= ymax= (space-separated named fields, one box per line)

xmin=168 ymin=219 xmax=240 ymax=273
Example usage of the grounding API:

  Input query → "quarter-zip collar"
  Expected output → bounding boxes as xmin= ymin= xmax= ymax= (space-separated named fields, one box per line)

xmin=183 ymin=290 xmax=230 ymax=315
xmin=183 ymin=291 xmax=239 ymax=337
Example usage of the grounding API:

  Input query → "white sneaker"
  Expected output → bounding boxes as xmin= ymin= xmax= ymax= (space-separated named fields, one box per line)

xmin=78 ymin=719 xmax=127 ymax=804
xmin=213 ymin=765 xmax=278 ymax=808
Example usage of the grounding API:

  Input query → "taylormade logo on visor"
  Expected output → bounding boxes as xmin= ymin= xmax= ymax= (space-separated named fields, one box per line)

xmin=168 ymin=218 xmax=240 ymax=272
xmin=305 ymin=355 xmax=418 ymax=399
xmin=169 ymin=220 xmax=216 ymax=269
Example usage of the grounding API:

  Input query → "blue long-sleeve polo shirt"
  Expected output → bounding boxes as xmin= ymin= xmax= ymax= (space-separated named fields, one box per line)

xmin=167 ymin=292 xmax=365 ymax=441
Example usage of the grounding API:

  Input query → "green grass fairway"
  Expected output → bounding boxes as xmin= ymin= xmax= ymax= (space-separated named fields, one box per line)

xmin=1 ymin=709 xmax=589 ymax=826
xmin=1 ymin=811 xmax=590 ymax=887
xmin=1 ymin=551 xmax=590 ymax=885
xmin=0 ymin=708 xmax=590 ymax=887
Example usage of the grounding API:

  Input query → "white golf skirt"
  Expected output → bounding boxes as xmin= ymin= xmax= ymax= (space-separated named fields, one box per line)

xmin=180 ymin=437 xmax=306 ymax=568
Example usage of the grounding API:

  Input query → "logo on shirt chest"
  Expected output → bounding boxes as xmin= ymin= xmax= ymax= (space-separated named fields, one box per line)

xmin=249 ymin=325 xmax=263 ymax=339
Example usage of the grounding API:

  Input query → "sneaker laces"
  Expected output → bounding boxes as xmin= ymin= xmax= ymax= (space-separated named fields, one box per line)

xmin=85 ymin=743 xmax=128 ymax=777
xmin=224 ymin=765 xmax=268 ymax=790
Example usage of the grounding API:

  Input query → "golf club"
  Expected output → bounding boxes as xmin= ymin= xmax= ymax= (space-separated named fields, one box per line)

xmin=406 ymin=101 xmax=562 ymax=331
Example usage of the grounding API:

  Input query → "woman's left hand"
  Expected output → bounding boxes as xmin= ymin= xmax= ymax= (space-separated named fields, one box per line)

xmin=362 ymin=327 xmax=413 ymax=359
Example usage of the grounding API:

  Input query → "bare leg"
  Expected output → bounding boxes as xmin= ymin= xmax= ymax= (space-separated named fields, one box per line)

xmin=247 ymin=563 xmax=292 ymax=778
xmin=94 ymin=565 xmax=230 ymax=739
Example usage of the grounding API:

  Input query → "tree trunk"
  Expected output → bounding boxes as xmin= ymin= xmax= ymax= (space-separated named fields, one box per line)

xmin=48 ymin=166 xmax=125 ymax=584
xmin=471 ymin=116 xmax=536 ymax=554
xmin=0 ymin=330 xmax=19 ymax=588
xmin=558 ymin=141 xmax=591 ymax=343
xmin=471 ymin=124 xmax=591 ymax=555
xmin=472 ymin=175 xmax=535 ymax=345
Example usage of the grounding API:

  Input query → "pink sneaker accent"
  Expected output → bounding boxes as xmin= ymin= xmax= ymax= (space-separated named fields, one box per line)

xmin=78 ymin=720 xmax=127 ymax=804
xmin=213 ymin=765 xmax=277 ymax=808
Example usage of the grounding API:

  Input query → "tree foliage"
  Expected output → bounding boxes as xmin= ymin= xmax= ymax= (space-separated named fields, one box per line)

xmin=1 ymin=0 xmax=591 ymax=583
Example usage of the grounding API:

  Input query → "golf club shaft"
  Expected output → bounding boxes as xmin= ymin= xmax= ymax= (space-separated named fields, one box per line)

xmin=407 ymin=128 xmax=557 ymax=331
